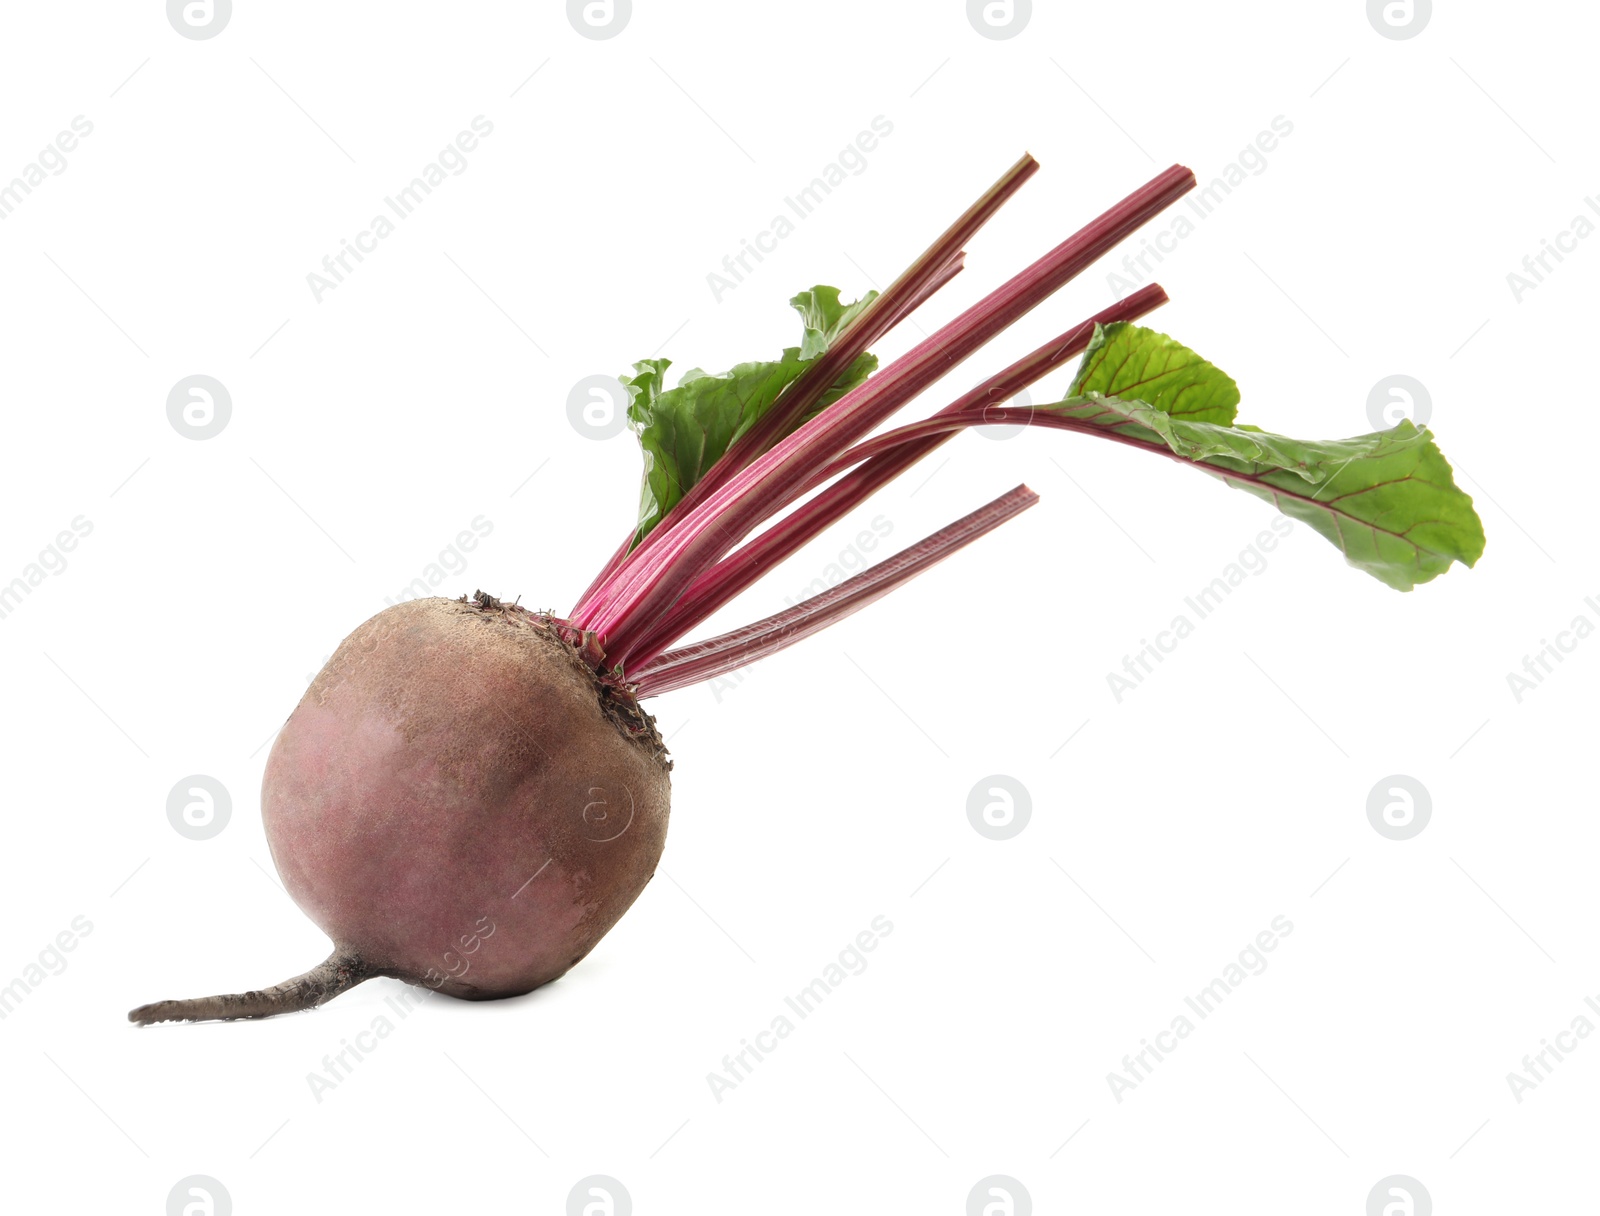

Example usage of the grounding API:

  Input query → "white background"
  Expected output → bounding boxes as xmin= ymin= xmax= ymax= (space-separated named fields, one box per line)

xmin=0 ymin=1 xmax=1591 ymax=1212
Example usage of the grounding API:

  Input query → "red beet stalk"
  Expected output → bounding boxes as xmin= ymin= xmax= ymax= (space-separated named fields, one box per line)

xmin=570 ymin=154 xmax=1037 ymax=612
xmin=570 ymin=251 xmax=972 ymax=611
xmin=631 ymin=485 xmax=1039 ymax=697
xmin=620 ymin=283 xmax=1170 ymax=670
xmin=581 ymin=165 xmax=1196 ymax=667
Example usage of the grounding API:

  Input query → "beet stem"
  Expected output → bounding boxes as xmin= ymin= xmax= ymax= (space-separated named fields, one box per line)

xmin=127 ymin=951 xmax=377 ymax=1025
xmin=571 ymin=153 xmax=1039 ymax=619
xmin=619 ymin=284 xmax=1170 ymax=669
xmin=566 ymin=259 xmax=969 ymax=617
xmin=718 ymin=157 xmax=1025 ymax=468
xmin=631 ymin=485 xmax=1039 ymax=697
xmin=581 ymin=166 xmax=1195 ymax=666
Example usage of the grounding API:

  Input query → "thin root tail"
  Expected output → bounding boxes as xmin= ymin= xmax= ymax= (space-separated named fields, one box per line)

xmin=127 ymin=951 xmax=376 ymax=1025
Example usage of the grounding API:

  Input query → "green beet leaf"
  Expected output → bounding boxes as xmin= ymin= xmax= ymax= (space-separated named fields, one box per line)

xmin=622 ymin=286 xmax=877 ymax=546
xmin=1067 ymin=319 xmax=1240 ymax=424
xmin=1049 ymin=323 xmax=1485 ymax=591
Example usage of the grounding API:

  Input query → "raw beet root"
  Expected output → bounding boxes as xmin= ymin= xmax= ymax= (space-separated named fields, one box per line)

xmin=128 ymin=595 xmax=671 ymax=1023
xmin=130 ymin=157 xmax=1482 ymax=1027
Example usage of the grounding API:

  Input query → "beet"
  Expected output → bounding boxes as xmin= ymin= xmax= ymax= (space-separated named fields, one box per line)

xmin=130 ymin=155 xmax=1482 ymax=1025
xmin=128 ymin=595 xmax=670 ymax=1023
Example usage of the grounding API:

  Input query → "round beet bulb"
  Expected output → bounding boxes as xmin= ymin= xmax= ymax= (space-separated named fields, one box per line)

xmin=129 ymin=595 xmax=671 ymax=1024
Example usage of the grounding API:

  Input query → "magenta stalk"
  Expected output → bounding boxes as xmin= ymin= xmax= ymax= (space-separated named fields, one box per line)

xmin=571 ymin=153 xmax=1038 ymax=614
xmin=584 ymin=165 xmax=1197 ymax=666
xmin=619 ymin=283 xmax=1171 ymax=670
xmin=631 ymin=485 xmax=1039 ymax=697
